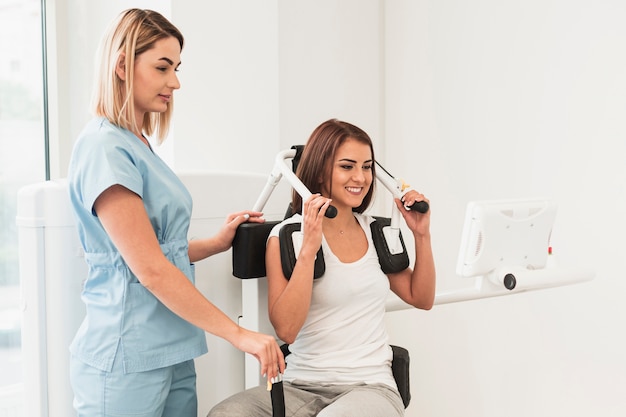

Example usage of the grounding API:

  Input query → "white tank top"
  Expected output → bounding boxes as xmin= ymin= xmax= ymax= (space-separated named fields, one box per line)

xmin=270 ymin=213 xmax=397 ymax=389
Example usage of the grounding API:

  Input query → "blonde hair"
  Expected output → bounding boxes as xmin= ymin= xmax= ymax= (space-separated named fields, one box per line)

xmin=91 ymin=9 xmax=184 ymax=143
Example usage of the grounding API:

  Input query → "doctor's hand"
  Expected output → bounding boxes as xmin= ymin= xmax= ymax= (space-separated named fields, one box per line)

xmin=212 ymin=210 xmax=265 ymax=253
xmin=232 ymin=327 xmax=285 ymax=382
xmin=190 ymin=210 xmax=265 ymax=261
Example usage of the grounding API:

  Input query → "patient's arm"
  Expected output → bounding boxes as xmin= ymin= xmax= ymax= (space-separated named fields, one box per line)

xmin=387 ymin=195 xmax=436 ymax=310
xmin=266 ymin=194 xmax=331 ymax=344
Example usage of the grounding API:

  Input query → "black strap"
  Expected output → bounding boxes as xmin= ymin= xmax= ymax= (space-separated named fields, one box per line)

xmin=278 ymin=222 xmax=325 ymax=280
xmin=370 ymin=217 xmax=410 ymax=274
xmin=390 ymin=345 xmax=411 ymax=408
xmin=278 ymin=217 xmax=409 ymax=279
xmin=270 ymin=381 xmax=285 ymax=417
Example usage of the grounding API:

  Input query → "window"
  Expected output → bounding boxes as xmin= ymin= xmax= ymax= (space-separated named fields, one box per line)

xmin=0 ymin=0 xmax=46 ymax=415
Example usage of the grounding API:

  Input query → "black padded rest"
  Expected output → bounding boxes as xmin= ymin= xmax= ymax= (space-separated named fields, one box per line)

xmin=232 ymin=221 xmax=280 ymax=279
xmin=278 ymin=216 xmax=409 ymax=279
xmin=278 ymin=222 xmax=325 ymax=280
xmin=370 ymin=216 xmax=410 ymax=274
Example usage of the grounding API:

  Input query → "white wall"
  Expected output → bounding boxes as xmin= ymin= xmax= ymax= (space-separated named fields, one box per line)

xmin=53 ymin=0 xmax=626 ymax=416
xmin=171 ymin=0 xmax=384 ymax=176
xmin=276 ymin=0 xmax=384 ymax=154
xmin=171 ymin=1 xmax=281 ymax=175
xmin=383 ymin=1 xmax=626 ymax=416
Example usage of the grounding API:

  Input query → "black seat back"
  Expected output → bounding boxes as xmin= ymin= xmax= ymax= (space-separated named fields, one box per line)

xmin=278 ymin=343 xmax=411 ymax=409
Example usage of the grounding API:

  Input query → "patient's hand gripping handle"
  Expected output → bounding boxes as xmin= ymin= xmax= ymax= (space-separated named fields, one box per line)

xmin=251 ymin=148 xmax=337 ymax=218
xmin=375 ymin=161 xmax=429 ymax=214
xmin=407 ymin=200 xmax=429 ymax=213
xmin=374 ymin=161 xmax=428 ymax=255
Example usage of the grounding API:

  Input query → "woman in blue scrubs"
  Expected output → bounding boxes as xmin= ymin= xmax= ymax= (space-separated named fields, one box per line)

xmin=67 ymin=9 xmax=284 ymax=417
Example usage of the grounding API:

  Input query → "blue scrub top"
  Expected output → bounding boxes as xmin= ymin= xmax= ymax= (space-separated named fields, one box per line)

xmin=67 ymin=117 xmax=208 ymax=373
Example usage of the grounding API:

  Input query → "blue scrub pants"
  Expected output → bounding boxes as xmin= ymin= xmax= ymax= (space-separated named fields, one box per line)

xmin=70 ymin=353 xmax=197 ymax=417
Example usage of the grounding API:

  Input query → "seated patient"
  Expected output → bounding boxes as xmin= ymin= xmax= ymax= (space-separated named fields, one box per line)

xmin=208 ymin=119 xmax=436 ymax=417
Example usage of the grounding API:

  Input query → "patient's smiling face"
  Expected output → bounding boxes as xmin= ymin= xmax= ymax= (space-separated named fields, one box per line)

xmin=323 ymin=138 xmax=373 ymax=210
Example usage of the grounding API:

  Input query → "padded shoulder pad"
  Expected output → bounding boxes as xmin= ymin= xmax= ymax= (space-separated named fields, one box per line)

xmin=370 ymin=216 xmax=410 ymax=274
xmin=232 ymin=221 xmax=280 ymax=279
xmin=279 ymin=222 xmax=325 ymax=280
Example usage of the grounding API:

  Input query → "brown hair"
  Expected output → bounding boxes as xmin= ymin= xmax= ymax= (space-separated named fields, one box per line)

xmin=91 ymin=9 xmax=184 ymax=143
xmin=292 ymin=119 xmax=376 ymax=214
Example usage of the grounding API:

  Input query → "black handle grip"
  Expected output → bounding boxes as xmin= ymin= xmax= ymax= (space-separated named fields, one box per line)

xmin=407 ymin=201 xmax=429 ymax=213
xmin=325 ymin=205 xmax=337 ymax=218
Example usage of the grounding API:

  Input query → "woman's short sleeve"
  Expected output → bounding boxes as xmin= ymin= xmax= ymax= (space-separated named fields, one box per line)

xmin=69 ymin=122 xmax=144 ymax=215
